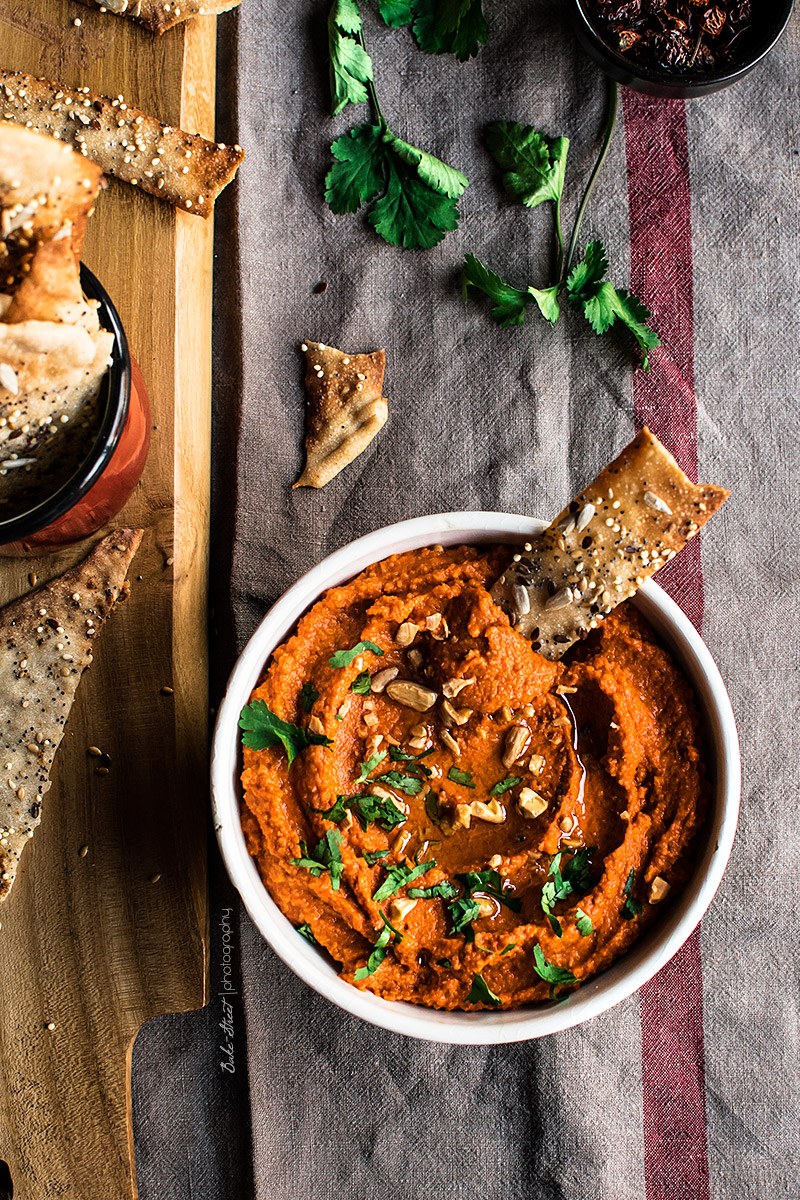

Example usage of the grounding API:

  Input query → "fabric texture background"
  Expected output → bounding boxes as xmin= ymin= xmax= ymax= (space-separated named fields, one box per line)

xmin=130 ymin=2 xmax=800 ymax=1197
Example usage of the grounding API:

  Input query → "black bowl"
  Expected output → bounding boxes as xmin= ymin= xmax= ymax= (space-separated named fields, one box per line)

xmin=0 ymin=264 xmax=131 ymax=546
xmin=570 ymin=0 xmax=795 ymax=98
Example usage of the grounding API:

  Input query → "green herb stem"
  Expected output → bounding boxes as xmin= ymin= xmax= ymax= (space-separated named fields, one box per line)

xmin=356 ymin=27 xmax=387 ymax=130
xmin=554 ymin=189 xmax=565 ymax=284
xmin=562 ymin=78 xmax=618 ymax=285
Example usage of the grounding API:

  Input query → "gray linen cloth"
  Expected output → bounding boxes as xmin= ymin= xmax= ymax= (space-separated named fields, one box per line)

xmin=132 ymin=3 xmax=800 ymax=1197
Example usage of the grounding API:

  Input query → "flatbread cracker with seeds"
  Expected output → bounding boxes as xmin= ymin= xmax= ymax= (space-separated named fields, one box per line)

xmin=294 ymin=341 xmax=388 ymax=489
xmin=491 ymin=428 xmax=729 ymax=660
xmin=0 ymin=72 xmax=244 ymax=218
xmin=73 ymin=0 xmax=241 ymax=35
xmin=0 ymin=528 xmax=142 ymax=901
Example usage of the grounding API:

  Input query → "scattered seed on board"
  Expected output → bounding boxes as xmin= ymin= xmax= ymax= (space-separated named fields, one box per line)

xmin=161 ymin=685 xmax=174 ymax=695
xmin=149 ymin=872 xmax=162 ymax=884
xmin=79 ymin=844 xmax=89 ymax=858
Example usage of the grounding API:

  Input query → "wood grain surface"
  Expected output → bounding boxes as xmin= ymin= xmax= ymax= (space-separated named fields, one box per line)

xmin=0 ymin=2 xmax=214 ymax=1195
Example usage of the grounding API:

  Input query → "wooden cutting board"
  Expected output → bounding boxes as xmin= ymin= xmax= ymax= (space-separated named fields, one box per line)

xmin=0 ymin=2 xmax=214 ymax=1196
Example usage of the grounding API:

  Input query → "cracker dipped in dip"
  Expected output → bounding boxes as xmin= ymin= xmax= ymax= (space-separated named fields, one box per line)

xmin=239 ymin=541 xmax=711 ymax=1010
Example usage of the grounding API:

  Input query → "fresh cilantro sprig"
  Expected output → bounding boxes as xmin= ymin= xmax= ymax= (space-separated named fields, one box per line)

xmin=540 ymin=848 xmax=595 ymax=937
xmin=315 ymin=791 xmax=407 ymax=831
xmin=464 ymin=83 xmax=660 ymax=371
xmin=356 ymin=749 xmax=388 ymax=782
xmin=354 ymin=910 xmax=403 ymax=980
xmin=325 ymin=1 xmax=470 ymax=249
xmin=622 ymin=868 xmax=642 ymax=919
xmin=465 ymin=971 xmax=501 ymax=1008
xmin=456 ymin=869 xmax=522 ymax=913
xmin=447 ymin=766 xmax=476 ymax=788
xmin=489 ymin=775 xmax=522 ymax=797
xmin=328 ymin=639 xmax=383 ymax=668
xmin=299 ymin=682 xmax=320 ymax=713
xmin=377 ymin=769 xmax=424 ymax=795
xmin=239 ymin=698 xmax=333 ymax=766
xmin=376 ymin=0 xmax=488 ymax=62
xmin=408 ymin=879 xmax=459 ymax=900
xmin=533 ymin=943 xmax=578 ymax=999
xmin=290 ymin=829 xmax=345 ymax=890
xmin=372 ymin=858 xmax=436 ymax=902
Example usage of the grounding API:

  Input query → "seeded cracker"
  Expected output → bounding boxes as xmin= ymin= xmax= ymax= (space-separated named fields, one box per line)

xmin=0 ymin=528 xmax=142 ymax=901
xmin=0 ymin=72 xmax=244 ymax=218
xmin=491 ymin=427 xmax=729 ymax=660
xmin=294 ymin=341 xmax=388 ymax=489
xmin=72 ymin=0 xmax=242 ymax=36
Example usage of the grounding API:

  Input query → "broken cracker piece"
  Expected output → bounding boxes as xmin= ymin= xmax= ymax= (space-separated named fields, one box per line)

xmin=491 ymin=427 xmax=729 ymax=660
xmin=0 ymin=528 xmax=142 ymax=901
xmin=0 ymin=72 xmax=244 ymax=218
xmin=294 ymin=341 xmax=388 ymax=489
xmin=72 ymin=0 xmax=242 ymax=35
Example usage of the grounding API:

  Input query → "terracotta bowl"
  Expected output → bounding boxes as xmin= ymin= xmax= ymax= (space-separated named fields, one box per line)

xmin=211 ymin=513 xmax=740 ymax=1044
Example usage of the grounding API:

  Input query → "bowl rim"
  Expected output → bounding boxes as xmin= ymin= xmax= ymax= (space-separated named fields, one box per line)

xmin=570 ymin=0 xmax=796 ymax=94
xmin=0 ymin=263 xmax=131 ymax=545
xmin=210 ymin=511 xmax=741 ymax=1045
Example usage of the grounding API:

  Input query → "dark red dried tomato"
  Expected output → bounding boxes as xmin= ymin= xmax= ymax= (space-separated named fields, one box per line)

xmin=585 ymin=0 xmax=754 ymax=72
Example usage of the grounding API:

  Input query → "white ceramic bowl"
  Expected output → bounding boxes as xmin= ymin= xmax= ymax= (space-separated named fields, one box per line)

xmin=211 ymin=513 xmax=740 ymax=1045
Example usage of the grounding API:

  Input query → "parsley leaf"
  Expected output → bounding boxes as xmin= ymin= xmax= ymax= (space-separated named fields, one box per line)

xmin=462 ymin=254 xmax=533 ymax=328
xmin=239 ymin=698 xmax=333 ymax=765
xmin=296 ymin=922 xmax=317 ymax=945
xmin=377 ymin=769 xmax=424 ymax=795
xmin=412 ymin=0 xmax=488 ymax=61
xmin=328 ymin=639 xmax=384 ymax=668
xmin=351 ymin=670 xmax=372 ymax=695
xmin=408 ymin=879 xmax=460 ymax=900
xmin=364 ymin=849 xmax=390 ymax=865
xmin=369 ymin=152 xmax=461 ymax=250
xmin=465 ymin=971 xmax=501 ymax=1007
xmin=326 ymin=123 xmax=387 ymax=214
xmin=528 ymin=284 xmax=561 ymax=325
xmin=356 ymin=749 xmax=388 ymax=782
xmin=566 ymin=242 xmax=660 ymax=371
xmin=299 ymin=683 xmax=319 ymax=713
xmin=290 ymin=829 xmax=344 ymax=890
xmin=575 ymin=908 xmax=593 ymax=937
xmin=353 ymin=910 xmax=402 ymax=980
xmin=622 ymin=868 xmax=642 ymax=919
xmin=328 ymin=0 xmax=374 ymax=115
xmin=387 ymin=134 xmax=469 ymax=199
xmin=372 ymin=858 xmax=436 ymax=902
xmin=533 ymin=943 xmax=577 ymax=998
xmin=486 ymin=121 xmax=569 ymax=210
xmin=447 ymin=766 xmax=476 ymax=788
xmin=315 ymin=791 xmax=406 ymax=831
xmin=376 ymin=0 xmax=413 ymax=24
xmin=489 ymin=775 xmax=522 ymax=797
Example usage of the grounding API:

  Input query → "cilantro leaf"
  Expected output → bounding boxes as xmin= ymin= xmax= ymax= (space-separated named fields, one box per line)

xmin=369 ymin=153 xmax=461 ymax=250
xmin=437 ymin=957 xmax=452 ymax=969
xmin=387 ymin=134 xmax=469 ymax=199
xmin=462 ymin=254 xmax=533 ymax=328
xmin=529 ymin=285 xmax=561 ymax=325
xmin=575 ymin=908 xmax=593 ymax=937
xmin=424 ymin=792 xmax=440 ymax=823
xmin=486 ymin=122 xmax=569 ymax=210
xmin=372 ymin=858 xmax=436 ymax=902
xmin=354 ymin=910 xmax=401 ymax=980
xmin=239 ymin=698 xmax=333 ymax=765
xmin=296 ymin=922 xmax=317 ymax=945
xmin=456 ymin=869 xmax=521 ymax=912
xmin=377 ymin=769 xmax=424 ymax=795
xmin=329 ymin=639 xmax=384 ymax=668
xmin=290 ymin=829 xmax=344 ymax=890
xmin=328 ymin=0 xmax=374 ymax=115
xmin=541 ymin=848 xmax=594 ymax=935
xmin=315 ymin=791 xmax=406 ymax=831
xmin=565 ymin=239 xmax=609 ymax=303
xmin=364 ymin=849 xmax=390 ymax=865
xmin=500 ymin=942 xmax=517 ymax=956
xmin=447 ymin=767 xmax=476 ymax=788
xmin=356 ymin=749 xmax=388 ymax=782
xmin=326 ymin=123 xmax=387 ymax=215
xmin=533 ymin=943 xmax=577 ymax=997
xmin=389 ymin=745 xmax=434 ymax=763
xmin=299 ymin=683 xmax=319 ymax=713
xmin=351 ymin=671 xmax=372 ymax=695
xmin=447 ymin=896 xmax=482 ymax=939
xmin=412 ymin=0 xmax=488 ymax=61
xmin=489 ymin=775 xmax=522 ymax=797
xmin=622 ymin=868 xmax=642 ymax=919
xmin=376 ymin=0 xmax=413 ymax=24
xmin=566 ymin=242 xmax=660 ymax=371
xmin=408 ymin=879 xmax=459 ymax=900
xmin=465 ymin=971 xmax=501 ymax=1007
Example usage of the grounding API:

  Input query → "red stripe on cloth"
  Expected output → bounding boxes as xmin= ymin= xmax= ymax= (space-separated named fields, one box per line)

xmin=623 ymin=89 xmax=710 ymax=1200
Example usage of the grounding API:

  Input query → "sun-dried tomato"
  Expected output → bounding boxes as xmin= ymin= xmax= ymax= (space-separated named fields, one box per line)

xmin=584 ymin=0 xmax=754 ymax=72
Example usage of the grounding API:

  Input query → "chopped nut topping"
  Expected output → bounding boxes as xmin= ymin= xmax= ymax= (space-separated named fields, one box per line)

xmin=648 ymin=876 xmax=671 ymax=904
xmin=465 ymin=798 xmax=506 ymax=824
xmin=307 ymin=715 xmax=325 ymax=736
xmin=518 ymin=787 xmax=548 ymax=818
xmin=395 ymin=621 xmax=419 ymax=647
xmin=441 ymin=699 xmax=471 ymax=726
xmin=442 ymin=676 xmax=475 ymax=699
xmin=388 ymin=896 xmax=418 ymax=921
xmin=386 ymin=679 xmax=437 ymax=711
xmin=370 ymin=666 xmax=399 ymax=693
xmin=502 ymin=724 xmax=530 ymax=768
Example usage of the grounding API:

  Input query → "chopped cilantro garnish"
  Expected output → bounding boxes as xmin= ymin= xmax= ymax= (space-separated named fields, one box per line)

xmin=424 ymin=792 xmax=440 ymax=823
xmin=622 ymin=868 xmax=642 ymax=919
xmin=372 ymin=858 xmax=436 ymax=902
xmin=575 ymin=908 xmax=593 ymax=937
xmin=315 ymin=791 xmax=406 ymax=831
xmin=489 ymin=775 xmax=522 ymax=797
xmin=455 ymin=869 xmax=521 ymax=912
xmin=239 ymin=698 xmax=333 ymax=765
xmin=436 ymin=957 xmax=452 ymax=969
xmin=353 ymin=910 xmax=402 ymax=981
xmin=465 ymin=971 xmax=501 ymax=1008
xmin=356 ymin=749 xmax=388 ymax=782
xmin=500 ymin=942 xmax=517 ymax=956
xmin=533 ymin=943 xmax=577 ymax=999
xmin=541 ymin=848 xmax=595 ymax=937
xmin=299 ymin=682 xmax=319 ymax=713
xmin=296 ymin=922 xmax=317 ymax=945
xmin=447 ymin=896 xmax=482 ymax=941
xmin=364 ymin=849 xmax=390 ymax=865
xmin=389 ymin=745 xmax=434 ymax=763
xmin=447 ymin=766 xmax=476 ymax=788
xmin=377 ymin=769 xmax=424 ymax=796
xmin=290 ymin=829 xmax=344 ymax=890
xmin=351 ymin=670 xmax=372 ymax=695
xmin=408 ymin=879 xmax=459 ymax=900
xmin=328 ymin=639 xmax=384 ymax=668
